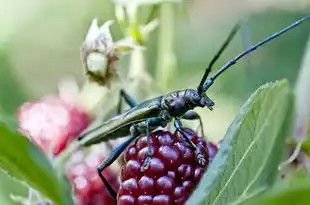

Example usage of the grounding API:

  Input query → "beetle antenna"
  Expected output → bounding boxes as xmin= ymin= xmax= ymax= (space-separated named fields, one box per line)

xmin=197 ymin=22 xmax=241 ymax=94
xmin=202 ymin=15 xmax=310 ymax=92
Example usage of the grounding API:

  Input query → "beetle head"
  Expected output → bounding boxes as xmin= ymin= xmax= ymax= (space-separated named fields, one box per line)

xmin=186 ymin=89 xmax=215 ymax=110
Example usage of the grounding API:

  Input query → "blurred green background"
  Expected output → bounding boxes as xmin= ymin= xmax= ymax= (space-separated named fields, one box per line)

xmin=0 ymin=0 xmax=310 ymax=203
xmin=2 ymin=0 xmax=310 ymax=138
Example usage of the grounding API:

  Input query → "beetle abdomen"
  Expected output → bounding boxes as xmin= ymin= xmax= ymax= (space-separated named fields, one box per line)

xmin=78 ymin=97 xmax=163 ymax=145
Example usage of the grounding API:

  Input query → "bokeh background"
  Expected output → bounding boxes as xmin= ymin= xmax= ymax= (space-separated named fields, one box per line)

xmin=1 ymin=0 xmax=310 ymax=204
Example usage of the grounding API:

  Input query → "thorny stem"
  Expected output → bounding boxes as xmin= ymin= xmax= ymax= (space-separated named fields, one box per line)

xmin=155 ymin=2 xmax=177 ymax=91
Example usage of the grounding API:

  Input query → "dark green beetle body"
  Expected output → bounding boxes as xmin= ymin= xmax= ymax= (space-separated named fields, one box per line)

xmin=79 ymin=97 xmax=163 ymax=145
xmin=78 ymin=89 xmax=214 ymax=146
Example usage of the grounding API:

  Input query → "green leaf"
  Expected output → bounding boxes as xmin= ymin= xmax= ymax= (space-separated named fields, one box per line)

xmin=187 ymin=80 xmax=293 ymax=205
xmin=272 ymin=169 xmax=310 ymax=194
xmin=0 ymin=121 xmax=74 ymax=205
xmin=0 ymin=105 xmax=18 ymax=130
xmin=301 ymin=139 xmax=310 ymax=156
xmin=287 ymin=139 xmax=310 ymax=157
xmin=245 ymin=169 xmax=310 ymax=205
xmin=247 ymin=187 xmax=310 ymax=205
xmin=0 ymin=46 xmax=29 ymax=117
xmin=0 ymin=169 xmax=28 ymax=205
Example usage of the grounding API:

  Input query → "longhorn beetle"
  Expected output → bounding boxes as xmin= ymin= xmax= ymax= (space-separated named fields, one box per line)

xmin=78 ymin=15 xmax=310 ymax=198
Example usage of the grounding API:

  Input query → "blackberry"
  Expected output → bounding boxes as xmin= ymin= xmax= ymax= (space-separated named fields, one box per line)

xmin=117 ymin=129 xmax=209 ymax=205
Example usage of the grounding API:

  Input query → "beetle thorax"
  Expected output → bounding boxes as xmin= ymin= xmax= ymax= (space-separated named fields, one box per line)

xmin=162 ymin=89 xmax=201 ymax=117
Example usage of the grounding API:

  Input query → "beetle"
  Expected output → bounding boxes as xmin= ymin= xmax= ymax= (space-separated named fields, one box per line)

xmin=77 ymin=15 xmax=310 ymax=199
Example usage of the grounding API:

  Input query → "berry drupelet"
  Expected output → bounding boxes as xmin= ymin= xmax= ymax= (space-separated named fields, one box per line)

xmin=117 ymin=128 xmax=210 ymax=205
xmin=68 ymin=152 xmax=119 ymax=205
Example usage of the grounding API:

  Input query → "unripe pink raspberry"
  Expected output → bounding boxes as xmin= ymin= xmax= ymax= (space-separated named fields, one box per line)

xmin=67 ymin=151 xmax=119 ymax=205
xmin=117 ymin=129 xmax=209 ymax=205
xmin=17 ymin=95 xmax=90 ymax=156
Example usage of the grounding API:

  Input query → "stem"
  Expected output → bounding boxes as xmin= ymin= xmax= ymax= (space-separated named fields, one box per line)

xmin=278 ymin=141 xmax=302 ymax=170
xmin=127 ymin=47 xmax=154 ymax=101
xmin=294 ymin=33 xmax=310 ymax=142
xmin=127 ymin=22 xmax=154 ymax=100
xmin=128 ymin=49 xmax=146 ymax=80
xmin=155 ymin=2 xmax=177 ymax=91
xmin=78 ymin=80 xmax=121 ymax=118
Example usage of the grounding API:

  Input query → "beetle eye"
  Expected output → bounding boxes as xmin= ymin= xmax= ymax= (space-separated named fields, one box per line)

xmin=193 ymin=92 xmax=200 ymax=100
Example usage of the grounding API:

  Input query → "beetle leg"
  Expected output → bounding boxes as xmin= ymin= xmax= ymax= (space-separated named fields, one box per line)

xmin=174 ymin=119 xmax=207 ymax=167
xmin=143 ymin=119 xmax=153 ymax=170
xmin=103 ymin=89 xmax=137 ymax=153
xmin=139 ymin=117 xmax=168 ymax=171
xmin=117 ymin=89 xmax=138 ymax=115
xmin=97 ymin=135 xmax=138 ymax=199
xmin=108 ymin=89 xmax=138 ymax=163
xmin=182 ymin=111 xmax=205 ymax=139
xmin=105 ymin=90 xmax=137 ymax=162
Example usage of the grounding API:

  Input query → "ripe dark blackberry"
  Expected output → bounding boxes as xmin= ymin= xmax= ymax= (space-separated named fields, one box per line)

xmin=68 ymin=152 xmax=119 ymax=205
xmin=206 ymin=141 xmax=218 ymax=162
xmin=176 ymin=128 xmax=218 ymax=162
xmin=117 ymin=129 xmax=209 ymax=205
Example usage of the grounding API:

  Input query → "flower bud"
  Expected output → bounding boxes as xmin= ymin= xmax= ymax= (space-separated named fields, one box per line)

xmin=81 ymin=19 xmax=139 ymax=85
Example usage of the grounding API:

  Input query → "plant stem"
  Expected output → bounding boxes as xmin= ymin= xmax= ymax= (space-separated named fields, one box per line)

xmin=128 ymin=49 xmax=146 ymax=80
xmin=127 ymin=46 xmax=153 ymax=101
xmin=155 ymin=2 xmax=177 ymax=91
xmin=294 ymin=33 xmax=310 ymax=142
xmin=78 ymin=80 xmax=120 ymax=118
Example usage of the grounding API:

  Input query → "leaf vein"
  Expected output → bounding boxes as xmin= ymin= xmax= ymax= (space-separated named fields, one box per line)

xmin=211 ymin=89 xmax=280 ymax=205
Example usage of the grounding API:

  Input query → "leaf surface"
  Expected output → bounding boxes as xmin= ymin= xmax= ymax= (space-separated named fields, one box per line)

xmin=187 ymin=80 xmax=293 ymax=205
xmin=0 ymin=120 xmax=74 ymax=205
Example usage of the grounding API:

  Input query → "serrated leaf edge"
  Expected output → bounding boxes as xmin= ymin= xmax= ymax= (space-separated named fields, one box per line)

xmin=210 ymin=83 xmax=285 ymax=205
xmin=186 ymin=80 xmax=288 ymax=205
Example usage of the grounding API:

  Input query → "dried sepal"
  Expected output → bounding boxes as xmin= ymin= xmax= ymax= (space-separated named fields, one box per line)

xmin=84 ymin=19 xmax=114 ymax=49
xmin=81 ymin=18 xmax=139 ymax=86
